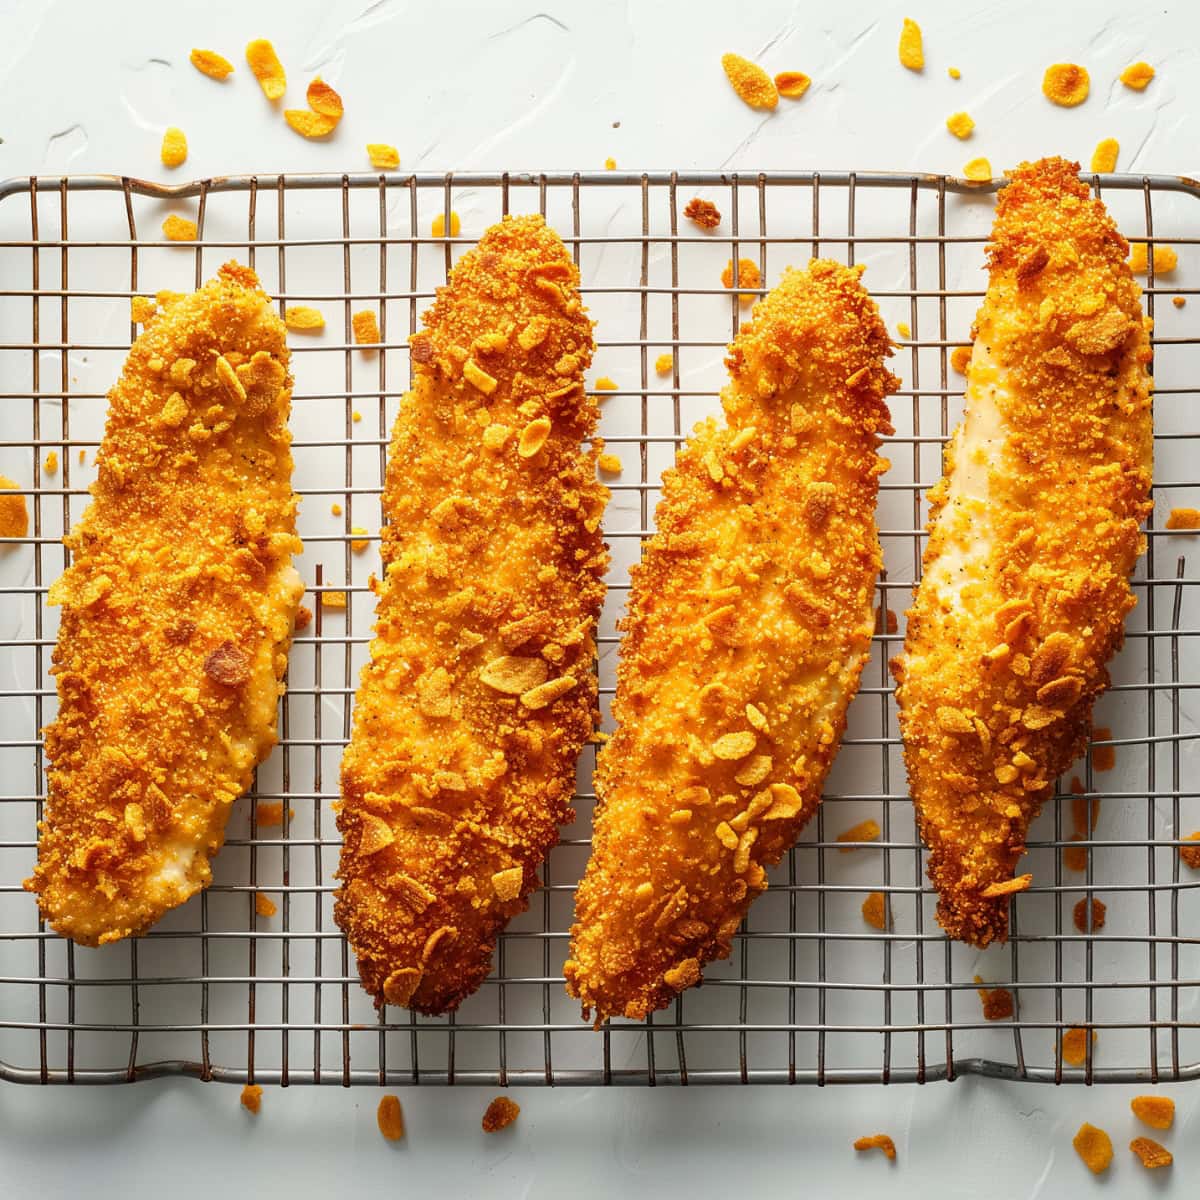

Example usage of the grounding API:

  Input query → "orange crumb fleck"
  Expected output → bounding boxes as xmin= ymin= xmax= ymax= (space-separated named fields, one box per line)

xmin=1072 ymin=896 xmax=1106 ymax=933
xmin=973 ymin=975 xmax=1014 ymax=1021
xmin=284 ymin=109 xmax=338 ymax=139
xmin=0 ymin=476 xmax=29 ymax=539
xmin=604 ymin=157 xmax=616 ymax=170
xmin=896 ymin=321 xmax=911 ymax=339
xmin=1130 ymin=1095 xmax=1175 ymax=1130
xmin=160 ymin=127 xmax=187 ymax=169
xmin=1073 ymin=1123 xmax=1112 ymax=1173
xmin=1180 ymin=831 xmax=1200 ymax=869
xmin=254 ymin=893 xmax=277 ymax=918
xmin=367 ymin=144 xmax=400 ymax=170
xmin=980 ymin=873 xmax=1031 ymax=898
xmin=1043 ymin=63 xmax=1090 ymax=107
xmin=162 ymin=214 xmax=197 ymax=242
xmin=190 ymin=49 xmax=234 ymax=80
xmin=432 ymin=211 xmax=461 ymax=238
xmin=331 ymin=503 xmax=343 ymax=516
xmin=482 ymin=1095 xmax=520 ymax=1133
xmin=721 ymin=257 xmax=761 ymax=302
xmin=1061 ymin=1027 xmax=1096 ymax=1067
xmin=683 ymin=198 xmax=721 ymax=229
xmin=948 ymin=67 xmax=961 ymax=80
xmin=1092 ymin=727 xmax=1115 ymax=773
xmin=350 ymin=526 xmax=370 ymax=554
xmin=246 ymin=39 xmax=286 ymax=100
xmin=131 ymin=296 xmax=157 ymax=324
xmin=837 ymin=818 xmax=881 ymax=851
xmin=774 ymin=71 xmax=811 ymax=99
xmin=43 ymin=451 xmax=58 ymax=475
xmin=1063 ymin=835 xmax=1088 ymax=872
xmin=1130 ymin=1136 xmax=1172 ymax=1169
xmin=597 ymin=454 xmax=622 ymax=475
xmin=861 ymin=891 xmax=888 ymax=930
xmin=963 ymin=157 xmax=992 ymax=182
xmin=322 ymin=590 xmax=347 ymax=610
xmin=594 ymin=376 xmax=619 ymax=391
xmin=854 ymin=1133 xmax=897 ymax=1160
xmin=655 ymin=353 xmax=674 ymax=375
xmin=306 ymin=77 xmax=343 ymax=119
xmin=950 ymin=345 xmax=971 ymax=374
xmin=240 ymin=1083 xmax=263 ymax=1114
xmin=294 ymin=605 xmax=312 ymax=632
xmin=352 ymin=411 xmax=362 ymax=422
xmin=1166 ymin=507 xmax=1200 ymax=530
xmin=78 ymin=450 xmax=86 ymax=464
xmin=256 ymin=802 xmax=294 ymax=828
xmin=284 ymin=306 xmax=325 ymax=332
xmin=377 ymin=1094 xmax=405 ymax=1141
xmin=352 ymin=310 xmax=380 ymax=346
xmin=1173 ymin=296 xmax=1186 ymax=308
xmin=898 ymin=18 xmax=924 ymax=71
xmin=1120 ymin=62 xmax=1155 ymax=91
xmin=721 ymin=53 xmax=778 ymax=110
xmin=946 ymin=111 xmax=975 ymax=139
xmin=1090 ymin=138 xmax=1119 ymax=173
xmin=1129 ymin=242 xmax=1178 ymax=274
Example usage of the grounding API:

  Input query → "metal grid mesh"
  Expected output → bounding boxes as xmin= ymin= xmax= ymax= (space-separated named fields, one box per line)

xmin=0 ymin=169 xmax=1198 ymax=1086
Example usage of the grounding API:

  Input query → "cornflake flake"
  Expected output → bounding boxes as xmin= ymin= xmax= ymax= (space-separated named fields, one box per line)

xmin=246 ymin=39 xmax=286 ymax=100
xmin=720 ymin=53 xmax=778 ymax=110
xmin=898 ymin=18 xmax=924 ymax=71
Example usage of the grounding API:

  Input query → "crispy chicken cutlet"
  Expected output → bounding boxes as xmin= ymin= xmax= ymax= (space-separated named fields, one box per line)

xmin=335 ymin=215 xmax=608 ymax=1014
xmin=564 ymin=260 xmax=897 ymax=1023
xmin=891 ymin=158 xmax=1153 ymax=946
xmin=27 ymin=263 xmax=303 ymax=944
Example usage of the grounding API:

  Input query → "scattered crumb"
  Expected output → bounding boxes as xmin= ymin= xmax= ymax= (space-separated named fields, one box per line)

xmin=861 ymin=891 xmax=888 ymax=930
xmin=604 ymin=157 xmax=616 ymax=170
xmin=721 ymin=257 xmax=761 ymax=302
xmin=78 ymin=449 xmax=86 ymax=464
xmin=854 ymin=1133 xmax=897 ymax=1160
xmin=352 ymin=310 xmax=380 ymax=346
xmin=1063 ymin=834 xmax=1088 ymax=872
xmin=295 ymin=605 xmax=312 ymax=632
xmin=322 ymin=590 xmax=348 ymax=610
xmin=350 ymin=526 xmax=370 ymax=553
xmin=973 ymin=975 xmax=1014 ymax=1021
xmin=1180 ymin=831 xmax=1200 ymax=869
xmin=950 ymin=345 xmax=971 ymax=374
xmin=331 ymin=502 xmax=343 ymax=516
xmin=256 ymin=802 xmax=294 ymax=828
xmin=1043 ymin=63 xmax=1090 ymax=107
xmin=1072 ymin=896 xmax=1106 ymax=933
xmin=963 ymin=157 xmax=992 ymax=182
xmin=875 ymin=604 xmax=898 ymax=634
xmin=366 ymin=143 xmax=400 ymax=170
xmin=1120 ymin=62 xmax=1155 ymax=91
xmin=0 ymin=476 xmax=29 ymax=539
xmin=948 ymin=67 xmax=961 ymax=80
xmin=1130 ymin=1094 xmax=1175 ymax=1130
xmin=1090 ymin=137 xmax=1119 ymax=173
xmin=946 ymin=111 xmax=975 ymax=139
xmin=377 ymin=1094 xmax=405 ymax=1141
xmin=43 ymin=450 xmax=58 ymax=474
xmin=284 ymin=306 xmax=325 ymax=332
xmin=1130 ymin=1136 xmax=1172 ymax=1169
xmin=1061 ymin=1027 xmax=1096 ymax=1067
xmin=1166 ymin=506 xmax=1200 ymax=530
xmin=432 ymin=211 xmax=461 ymax=238
xmin=1173 ymin=296 xmax=1186 ymax=308
xmin=190 ymin=49 xmax=234 ymax=80
xmin=1129 ymin=242 xmax=1178 ymax=274
xmin=774 ymin=71 xmax=811 ymax=99
xmin=721 ymin=52 xmax=778 ymax=110
xmin=482 ymin=1095 xmax=520 ymax=1133
xmin=240 ymin=1084 xmax=263 ymax=1114
xmin=162 ymin=214 xmax=197 ymax=242
xmin=683 ymin=197 xmax=721 ymax=229
xmin=254 ymin=893 xmax=277 ymax=919
xmin=1073 ymin=1123 xmax=1112 ymax=1174
xmin=1091 ymin=727 xmax=1115 ymax=773
xmin=352 ymin=411 xmax=362 ymax=422
xmin=597 ymin=453 xmax=622 ymax=475
xmin=896 ymin=321 xmax=911 ymax=339
xmin=594 ymin=376 xmax=619 ymax=391
xmin=837 ymin=818 xmax=881 ymax=851
xmin=161 ymin=127 xmax=187 ymax=169
xmin=898 ymin=18 xmax=924 ymax=71
xmin=246 ymin=39 xmax=286 ymax=101
xmin=655 ymin=352 xmax=674 ymax=375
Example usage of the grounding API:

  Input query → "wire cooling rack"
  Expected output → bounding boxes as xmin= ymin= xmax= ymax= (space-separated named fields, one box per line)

xmin=0 ymin=169 xmax=1198 ymax=1087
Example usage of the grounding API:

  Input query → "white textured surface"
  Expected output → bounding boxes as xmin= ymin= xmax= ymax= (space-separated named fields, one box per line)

xmin=0 ymin=0 xmax=1197 ymax=1195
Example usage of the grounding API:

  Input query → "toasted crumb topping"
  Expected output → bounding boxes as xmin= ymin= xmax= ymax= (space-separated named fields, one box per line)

xmin=683 ymin=198 xmax=721 ymax=229
xmin=377 ymin=1094 xmax=405 ymax=1140
xmin=482 ymin=1095 xmax=520 ymax=1133
xmin=1061 ymin=1026 xmax=1096 ymax=1066
xmin=946 ymin=111 xmax=975 ymax=139
xmin=240 ymin=1083 xmax=263 ymax=1114
xmin=854 ymin=1133 xmax=897 ymax=1159
xmin=1073 ymin=1123 xmax=1112 ymax=1173
xmin=1130 ymin=1094 xmax=1175 ymax=1130
xmin=1120 ymin=62 xmax=1155 ymax=90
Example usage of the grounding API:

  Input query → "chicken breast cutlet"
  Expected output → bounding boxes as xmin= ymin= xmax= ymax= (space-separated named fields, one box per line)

xmin=335 ymin=215 xmax=608 ymax=1014
xmin=27 ymin=263 xmax=303 ymax=945
xmin=891 ymin=158 xmax=1153 ymax=946
xmin=564 ymin=260 xmax=897 ymax=1023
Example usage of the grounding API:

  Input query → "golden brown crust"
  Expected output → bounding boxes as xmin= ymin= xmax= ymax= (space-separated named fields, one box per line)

xmin=565 ymin=260 xmax=897 ymax=1023
xmin=335 ymin=215 xmax=608 ymax=1014
xmin=26 ymin=263 xmax=303 ymax=945
xmin=892 ymin=158 xmax=1153 ymax=946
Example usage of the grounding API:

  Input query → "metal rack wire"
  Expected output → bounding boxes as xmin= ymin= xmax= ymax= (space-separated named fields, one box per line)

xmin=0 ymin=169 xmax=1198 ymax=1086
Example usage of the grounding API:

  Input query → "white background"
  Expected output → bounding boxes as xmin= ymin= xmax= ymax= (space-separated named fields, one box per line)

xmin=0 ymin=0 xmax=1197 ymax=1195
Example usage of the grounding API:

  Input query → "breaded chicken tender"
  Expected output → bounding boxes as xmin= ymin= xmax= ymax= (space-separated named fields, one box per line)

xmin=565 ymin=260 xmax=897 ymax=1023
xmin=27 ymin=264 xmax=303 ymax=945
xmin=891 ymin=158 xmax=1153 ymax=946
xmin=335 ymin=215 xmax=608 ymax=1014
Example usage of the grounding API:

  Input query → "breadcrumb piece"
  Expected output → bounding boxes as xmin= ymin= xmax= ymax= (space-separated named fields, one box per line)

xmin=1092 ymin=727 xmax=1115 ymax=772
xmin=1130 ymin=1094 xmax=1175 ymax=1130
xmin=604 ymin=157 xmax=616 ymax=170
xmin=946 ymin=111 xmax=975 ymax=139
xmin=367 ymin=144 xmax=399 ymax=170
xmin=306 ymin=78 xmax=343 ymax=119
xmin=352 ymin=411 xmax=362 ymax=422
xmin=331 ymin=503 xmax=343 ymax=516
xmin=774 ymin=71 xmax=811 ymax=99
xmin=1090 ymin=138 xmax=1119 ymax=173
xmin=284 ymin=307 xmax=325 ymax=332
xmin=1043 ymin=63 xmax=1090 ymax=107
xmin=683 ymin=197 xmax=721 ymax=229
xmin=594 ymin=376 xmax=618 ymax=391
xmin=1061 ymin=1026 xmax=1096 ymax=1066
xmin=597 ymin=454 xmax=622 ymax=475
xmin=240 ymin=1083 xmax=263 ymax=1114
xmin=950 ymin=345 xmax=971 ymax=374
xmin=721 ymin=53 xmax=778 ymax=110
xmin=896 ymin=321 xmax=911 ymax=339
xmin=352 ymin=310 xmax=380 ymax=346
xmin=294 ymin=605 xmax=312 ymax=632
xmin=162 ymin=214 xmax=197 ymax=242
xmin=837 ymin=818 xmax=881 ymax=851
xmin=963 ymin=157 xmax=992 ymax=182
xmin=285 ymin=109 xmax=338 ymax=139
xmin=190 ymin=49 xmax=234 ymax=80
xmin=1129 ymin=242 xmax=1178 ymax=275
xmin=854 ymin=1133 xmax=897 ymax=1160
xmin=721 ymin=257 xmax=762 ymax=302
xmin=861 ymin=891 xmax=888 ymax=930
xmin=255 ymin=893 xmax=277 ymax=918
xmin=246 ymin=39 xmax=286 ymax=100
xmin=655 ymin=353 xmax=674 ymax=375
xmin=350 ymin=526 xmax=369 ymax=553
xmin=1072 ymin=896 xmax=1105 ymax=932
xmin=1073 ymin=1123 xmax=1112 ymax=1173
xmin=1120 ymin=62 xmax=1155 ymax=91
xmin=432 ymin=211 xmax=461 ymax=238
xmin=948 ymin=67 xmax=961 ymax=80
xmin=482 ymin=1095 xmax=520 ymax=1133
xmin=0 ymin=476 xmax=29 ymax=539
xmin=898 ymin=18 xmax=924 ymax=71
xmin=1130 ymin=1136 xmax=1172 ymax=1169
xmin=161 ymin=127 xmax=187 ymax=169
xmin=1173 ymin=296 xmax=1186 ymax=308
xmin=256 ymin=802 xmax=294 ymax=828
xmin=78 ymin=450 xmax=86 ymax=464
xmin=377 ymin=1094 xmax=405 ymax=1141
xmin=1180 ymin=831 xmax=1200 ymax=869
xmin=43 ymin=451 xmax=58 ymax=474
xmin=322 ymin=590 xmax=347 ymax=610
xmin=973 ymin=975 xmax=1014 ymax=1020
xmin=1167 ymin=507 xmax=1200 ymax=530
